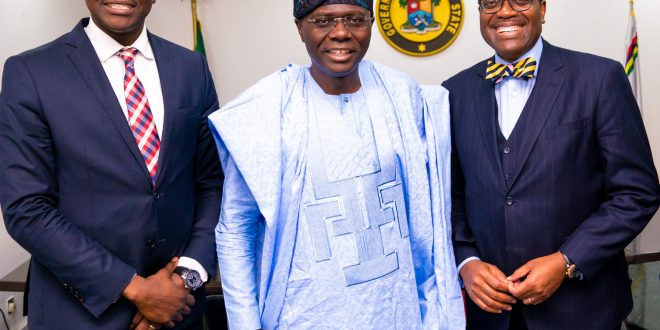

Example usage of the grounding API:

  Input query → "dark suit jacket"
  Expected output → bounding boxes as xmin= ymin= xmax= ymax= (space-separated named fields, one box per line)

xmin=443 ymin=40 xmax=660 ymax=330
xmin=0 ymin=19 xmax=222 ymax=329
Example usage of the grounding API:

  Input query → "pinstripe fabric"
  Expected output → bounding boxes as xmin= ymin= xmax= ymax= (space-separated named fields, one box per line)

xmin=443 ymin=40 xmax=659 ymax=330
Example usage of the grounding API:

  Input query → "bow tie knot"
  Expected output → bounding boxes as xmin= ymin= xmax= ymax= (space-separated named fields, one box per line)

xmin=485 ymin=57 xmax=537 ymax=83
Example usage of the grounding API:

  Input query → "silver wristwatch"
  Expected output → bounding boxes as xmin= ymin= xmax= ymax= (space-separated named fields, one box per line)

xmin=174 ymin=266 xmax=203 ymax=290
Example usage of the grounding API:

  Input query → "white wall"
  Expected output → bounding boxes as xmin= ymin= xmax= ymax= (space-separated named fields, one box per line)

xmin=0 ymin=0 xmax=659 ymax=277
xmin=0 ymin=215 xmax=29 ymax=279
xmin=146 ymin=0 xmax=660 ymax=255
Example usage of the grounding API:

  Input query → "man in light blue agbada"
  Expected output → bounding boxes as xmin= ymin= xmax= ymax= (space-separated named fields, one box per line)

xmin=208 ymin=1 xmax=465 ymax=328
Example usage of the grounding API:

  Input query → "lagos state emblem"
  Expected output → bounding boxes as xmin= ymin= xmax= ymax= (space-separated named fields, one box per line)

xmin=377 ymin=0 xmax=464 ymax=56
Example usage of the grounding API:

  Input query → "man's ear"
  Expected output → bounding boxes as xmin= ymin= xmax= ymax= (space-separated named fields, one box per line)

xmin=295 ymin=19 xmax=304 ymax=42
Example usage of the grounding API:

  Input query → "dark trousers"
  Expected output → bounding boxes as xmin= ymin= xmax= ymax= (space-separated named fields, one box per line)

xmin=177 ymin=319 xmax=204 ymax=330
xmin=508 ymin=302 xmax=623 ymax=330
xmin=509 ymin=303 xmax=527 ymax=330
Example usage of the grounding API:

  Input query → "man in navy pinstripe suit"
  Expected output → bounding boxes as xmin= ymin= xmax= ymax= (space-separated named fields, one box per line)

xmin=443 ymin=0 xmax=660 ymax=329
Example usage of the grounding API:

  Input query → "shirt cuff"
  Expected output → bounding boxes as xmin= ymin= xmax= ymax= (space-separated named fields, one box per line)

xmin=457 ymin=256 xmax=480 ymax=274
xmin=457 ymin=257 xmax=480 ymax=288
xmin=177 ymin=257 xmax=209 ymax=282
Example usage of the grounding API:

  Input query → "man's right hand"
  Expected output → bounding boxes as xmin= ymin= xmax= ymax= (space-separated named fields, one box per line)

xmin=460 ymin=259 xmax=516 ymax=313
xmin=122 ymin=258 xmax=193 ymax=327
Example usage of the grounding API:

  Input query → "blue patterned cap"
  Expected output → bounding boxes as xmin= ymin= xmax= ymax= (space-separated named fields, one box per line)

xmin=294 ymin=0 xmax=373 ymax=19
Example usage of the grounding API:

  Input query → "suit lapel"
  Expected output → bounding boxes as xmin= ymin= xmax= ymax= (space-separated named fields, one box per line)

xmin=149 ymin=34 xmax=176 ymax=188
xmin=475 ymin=62 xmax=508 ymax=192
xmin=65 ymin=20 xmax=152 ymax=185
xmin=506 ymin=41 xmax=566 ymax=191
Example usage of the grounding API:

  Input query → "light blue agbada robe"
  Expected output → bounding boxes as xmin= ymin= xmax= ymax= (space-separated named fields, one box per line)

xmin=209 ymin=61 xmax=464 ymax=329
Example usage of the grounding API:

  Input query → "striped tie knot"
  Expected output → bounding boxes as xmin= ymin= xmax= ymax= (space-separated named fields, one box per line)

xmin=485 ymin=57 xmax=537 ymax=84
xmin=118 ymin=47 xmax=140 ymax=68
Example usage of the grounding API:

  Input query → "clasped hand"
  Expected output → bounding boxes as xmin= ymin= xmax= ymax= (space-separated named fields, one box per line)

xmin=124 ymin=258 xmax=195 ymax=329
xmin=460 ymin=252 xmax=566 ymax=313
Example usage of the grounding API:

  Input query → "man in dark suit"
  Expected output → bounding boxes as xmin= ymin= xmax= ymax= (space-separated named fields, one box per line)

xmin=443 ymin=0 xmax=660 ymax=329
xmin=0 ymin=1 xmax=221 ymax=329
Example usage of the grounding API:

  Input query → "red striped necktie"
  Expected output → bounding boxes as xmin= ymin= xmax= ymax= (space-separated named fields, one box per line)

xmin=118 ymin=47 xmax=160 ymax=186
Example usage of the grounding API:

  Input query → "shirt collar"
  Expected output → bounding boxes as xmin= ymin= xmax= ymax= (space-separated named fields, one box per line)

xmin=84 ymin=17 xmax=154 ymax=63
xmin=307 ymin=66 xmax=362 ymax=105
xmin=494 ymin=37 xmax=543 ymax=75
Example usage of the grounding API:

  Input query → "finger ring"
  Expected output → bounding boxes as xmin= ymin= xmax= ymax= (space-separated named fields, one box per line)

xmin=527 ymin=297 xmax=534 ymax=304
xmin=148 ymin=324 xmax=157 ymax=330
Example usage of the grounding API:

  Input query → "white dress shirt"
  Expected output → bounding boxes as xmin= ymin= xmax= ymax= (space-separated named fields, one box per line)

xmin=494 ymin=38 xmax=543 ymax=139
xmin=84 ymin=18 xmax=164 ymax=136
xmin=84 ymin=18 xmax=208 ymax=282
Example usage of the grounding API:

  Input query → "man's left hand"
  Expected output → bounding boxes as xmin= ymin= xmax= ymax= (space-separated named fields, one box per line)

xmin=507 ymin=252 xmax=566 ymax=305
xmin=130 ymin=312 xmax=160 ymax=330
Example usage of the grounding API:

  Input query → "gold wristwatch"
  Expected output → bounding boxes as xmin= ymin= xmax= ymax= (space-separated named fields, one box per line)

xmin=562 ymin=252 xmax=584 ymax=280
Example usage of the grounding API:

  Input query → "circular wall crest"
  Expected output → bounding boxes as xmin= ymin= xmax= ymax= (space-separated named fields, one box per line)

xmin=376 ymin=0 xmax=464 ymax=56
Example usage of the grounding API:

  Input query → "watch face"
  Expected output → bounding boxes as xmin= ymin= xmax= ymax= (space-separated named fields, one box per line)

xmin=177 ymin=267 xmax=203 ymax=290
xmin=186 ymin=270 xmax=203 ymax=289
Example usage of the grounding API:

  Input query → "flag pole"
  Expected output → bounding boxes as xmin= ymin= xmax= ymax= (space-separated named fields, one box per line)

xmin=192 ymin=0 xmax=198 ymax=50
xmin=629 ymin=0 xmax=635 ymax=17
xmin=627 ymin=0 xmax=643 ymax=256
xmin=632 ymin=0 xmax=643 ymax=254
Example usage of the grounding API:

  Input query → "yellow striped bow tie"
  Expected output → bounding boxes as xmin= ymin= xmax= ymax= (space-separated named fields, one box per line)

xmin=485 ymin=57 xmax=537 ymax=83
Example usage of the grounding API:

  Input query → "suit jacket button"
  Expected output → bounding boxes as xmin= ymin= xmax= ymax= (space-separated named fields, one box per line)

xmin=503 ymin=147 xmax=511 ymax=154
xmin=505 ymin=197 xmax=514 ymax=206
xmin=147 ymin=239 xmax=157 ymax=248
xmin=153 ymin=192 xmax=160 ymax=200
